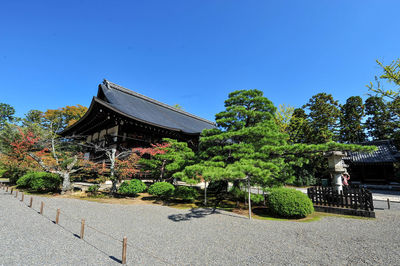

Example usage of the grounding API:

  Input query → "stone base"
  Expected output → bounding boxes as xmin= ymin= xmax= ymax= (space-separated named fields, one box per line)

xmin=314 ymin=205 xmax=376 ymax=218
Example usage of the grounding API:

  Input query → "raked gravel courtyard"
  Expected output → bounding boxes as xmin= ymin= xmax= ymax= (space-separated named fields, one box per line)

xmin=1 ymin=189 xmax=399 ymax=265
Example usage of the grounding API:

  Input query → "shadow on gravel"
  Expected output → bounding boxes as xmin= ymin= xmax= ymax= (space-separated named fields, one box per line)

xmin=109 ymin=256 xmax=122 ymax=263
xmin=168 ymin=208 xmax=219 ymax=222
xmin=168 ymin=208 xmax=249 ymax=222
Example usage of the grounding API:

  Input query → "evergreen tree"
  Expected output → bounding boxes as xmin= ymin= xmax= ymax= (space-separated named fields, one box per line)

xmin=0 ymin=103 xmax=16 ymax=129
xmin=176 ymin=89 xmax=374 ymax=218
xmin=302 ymin=93 xmax=341 ymax=143
xmin=339 ymin=96 xmax=366 ymax=143
xmin=287 ymin=108 xmax=312 ymax=144
xmin=364 ymin=96 xmax=392 ymax=140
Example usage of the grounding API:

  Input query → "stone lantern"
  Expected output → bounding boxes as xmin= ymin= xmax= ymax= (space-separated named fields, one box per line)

xmin=325 ymin=151 xmax=347 ymax=192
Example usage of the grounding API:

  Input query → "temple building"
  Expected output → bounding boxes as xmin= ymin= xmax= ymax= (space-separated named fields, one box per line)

xmin=344 ymin=140 xmax=400 ymax=185
xmin=60 ymin=80 xmax=215 ymax=154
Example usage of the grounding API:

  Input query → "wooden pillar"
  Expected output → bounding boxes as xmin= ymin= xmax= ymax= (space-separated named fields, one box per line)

xmin=56 ymin=209 xmax=60 ymax=224
xmin=80 ymin=219 xmax=85 ymax=239
xmin=40 ymin=202 xmax=44 ymax=215
xmin=122 ymin=236 xmax=127 ymax=264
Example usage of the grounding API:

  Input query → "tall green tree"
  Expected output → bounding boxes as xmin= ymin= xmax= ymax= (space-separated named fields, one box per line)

xmin=339 ymin=96 xmax=366 ymax=143
xmin=0 ymin=103 xmax=16 ymax=129
xmin=364 ymin=96 xmax=392 ymax=140
xmin=287 ymin=108 xmax=312 ymax=144
xmin=302 ymin=93 xmax=341 ymax=143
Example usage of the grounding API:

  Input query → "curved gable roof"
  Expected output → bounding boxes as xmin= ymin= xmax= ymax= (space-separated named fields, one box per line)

xmin=61 ymin=80 xmax=215 ymax=136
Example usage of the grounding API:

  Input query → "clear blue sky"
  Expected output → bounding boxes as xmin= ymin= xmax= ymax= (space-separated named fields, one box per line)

xmin=1 ymin=0 xmax=399 ymax=122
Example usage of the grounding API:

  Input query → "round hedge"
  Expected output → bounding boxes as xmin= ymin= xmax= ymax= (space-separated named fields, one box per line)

xmin=148 ymin=182 xmax=175 ymax=199
xmin=268 ymin=187 xmax=314 ymax=218
xmin=118 ymin=179 xmax=146 ymax=196
xmin=17 ymin=172 xmax=61 ymax=192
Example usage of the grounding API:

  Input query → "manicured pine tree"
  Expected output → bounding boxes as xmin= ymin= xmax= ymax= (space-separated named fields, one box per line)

xmin=176 ymin=90 xmax=375 ymax=219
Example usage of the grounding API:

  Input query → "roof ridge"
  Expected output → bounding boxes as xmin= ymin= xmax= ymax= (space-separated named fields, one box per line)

xmin=103 ymin=79 xmax=215 ymax=126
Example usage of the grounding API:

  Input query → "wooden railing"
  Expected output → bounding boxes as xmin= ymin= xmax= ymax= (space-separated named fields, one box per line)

xmin=307 ymin=186 xmax=374 ymax=211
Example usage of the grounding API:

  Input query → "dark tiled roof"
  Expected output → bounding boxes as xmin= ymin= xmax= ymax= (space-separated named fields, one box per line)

xmin=344 ymin=140 xmax=400 ymax=164
xmin=98 ymin=80 xmax=215 ymax=134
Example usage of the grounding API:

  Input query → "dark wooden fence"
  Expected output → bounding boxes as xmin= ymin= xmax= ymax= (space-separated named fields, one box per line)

xmin=307 ymin=186 xmax=374 ymax=211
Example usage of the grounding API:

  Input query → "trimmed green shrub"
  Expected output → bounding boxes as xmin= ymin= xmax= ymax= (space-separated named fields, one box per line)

xmin=174 ymin=186 xmax=199 ymax=202
xmin=268 ymin=187 xmax=314 ymax=218
xmin=16 ymin=173 xmax=32 ymax=188
xmin=87 ymin=184 xmax=100 ymax=194
xmin=118 ymin=179 xmax=146 ymax=196
xmin=17 ymin=172 xmax=61 ymax=192
xmin=148 ymin=182 xmax=175 ymax=199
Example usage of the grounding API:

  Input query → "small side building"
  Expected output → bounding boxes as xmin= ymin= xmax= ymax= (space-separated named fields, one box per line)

xmin=60 ymin=80 xmax=216 ymax=154
xmin=344 ymin=140 xmax=400 ymax=185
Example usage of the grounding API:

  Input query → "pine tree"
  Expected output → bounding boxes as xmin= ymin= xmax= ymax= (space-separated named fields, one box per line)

xmin=175 ymin=89 xmax=374 ymax=219
xmin=364 ymin=96 xmax=392 ymax=140
xmin=287 ymin=108 xmax=312 ymax=144
xmin=339 ymin=96 xmax=366 ymax=143
xmin=302 ymin=93 xmax=341 ymax=143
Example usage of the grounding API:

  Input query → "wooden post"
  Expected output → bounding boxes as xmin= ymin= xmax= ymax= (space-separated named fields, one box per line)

xmin=80 ymin=219 xmax=85 ymax=239
xmin=387 ymin=198 xmax=390 ymax=210
xmin=10 ymin=188 xmax=13 ymax=194
xmin=56 ymin=209 xmax=60 ymax=224
xmin=122 ymin=236 xmax=127 ymax=264
xmin=29 ymin=197 xmax=33 ymax=207
xmin=6 ymin=186 xmax=8 ymax=192
xmin=40 ymin=201 xmax=44 ymax=215
xmin=15 ymin=190 xmax=18 ymax=198
xmin=21 ymin=193 xmax=24 ymax=202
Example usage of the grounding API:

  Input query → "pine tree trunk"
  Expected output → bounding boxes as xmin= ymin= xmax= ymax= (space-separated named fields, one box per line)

xmin=204 ymin=180 xmax=207 ymax=205
xmin=248 ymin=177 xmax=252 ymax=220
xmin=159 ymin=160 xmax=166 ymax=181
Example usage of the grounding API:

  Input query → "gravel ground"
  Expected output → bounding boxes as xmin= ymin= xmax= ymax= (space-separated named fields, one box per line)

xmin=1 ymin=189 xmax=400 ymax=265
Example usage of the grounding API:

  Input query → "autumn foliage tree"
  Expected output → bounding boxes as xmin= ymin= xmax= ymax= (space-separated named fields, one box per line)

xmin=136 ymin=138 xmax=195 ymax=182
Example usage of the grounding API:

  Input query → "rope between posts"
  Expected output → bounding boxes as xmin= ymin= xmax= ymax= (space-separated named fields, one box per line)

xmin=3 ymin=189 xmax=173 ymax=265
xmin=126 ymin=242 xmax=173 ymax=265
xmin=85 ymin=223 xmax=123 ymax=244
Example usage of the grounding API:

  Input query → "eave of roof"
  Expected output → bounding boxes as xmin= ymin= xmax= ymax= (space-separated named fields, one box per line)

xmin=103 ymin=80 xmax=215 ymax=126
xmin=344 ymin=140 xmax=400 ymax=164
xmin=61 ymin=80 xmax=216 ymax=136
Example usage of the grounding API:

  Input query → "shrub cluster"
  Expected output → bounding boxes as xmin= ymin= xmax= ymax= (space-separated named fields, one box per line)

xmin=17 ymin=172 xmax=61 ymax=192
xmin=174 ymin=186 xmax=199 ymax=202
xmin=148 ymin=182 xmax=175 ymax=199
xmin=118 ymin=179 xmax=147 ymax=196
xmin=268 ymin=187 xmax=314 ymax=218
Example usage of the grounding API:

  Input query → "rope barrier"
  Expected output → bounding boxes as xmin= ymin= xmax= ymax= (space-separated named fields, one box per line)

xmin=2 ymin=189 xmax=173 ymax=265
